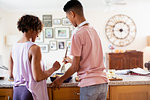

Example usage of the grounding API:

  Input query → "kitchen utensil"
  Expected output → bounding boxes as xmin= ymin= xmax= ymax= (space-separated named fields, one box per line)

xmin=61 ymin=47 xmax=68 ymax=73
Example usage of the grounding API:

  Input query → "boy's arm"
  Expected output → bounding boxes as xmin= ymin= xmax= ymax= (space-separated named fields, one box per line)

xmin=51 ymin=56 xmax=80 ymax=88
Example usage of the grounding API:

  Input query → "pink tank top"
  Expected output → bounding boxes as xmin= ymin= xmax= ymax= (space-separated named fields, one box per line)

xmin=12 ymin=41 xmax=49 ymax=100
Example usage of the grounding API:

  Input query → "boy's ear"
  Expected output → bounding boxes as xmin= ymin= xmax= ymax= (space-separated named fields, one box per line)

xmin=69 ymin=11 xmax=75 ymax=18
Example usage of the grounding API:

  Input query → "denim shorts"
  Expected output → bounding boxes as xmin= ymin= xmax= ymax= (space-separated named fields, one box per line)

xmin=80 ymin=83 xmax=108 ymax=100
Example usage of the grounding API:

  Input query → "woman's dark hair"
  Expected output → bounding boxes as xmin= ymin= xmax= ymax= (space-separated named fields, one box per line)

xmin=17 ymin=15 xmax=43 ymax=33
xmin=63 ymin=0 xmax=83 ymax=16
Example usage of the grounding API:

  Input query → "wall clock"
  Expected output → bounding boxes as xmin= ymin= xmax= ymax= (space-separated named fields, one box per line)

xmin=105 ymin=14 xmax=136 ymax=47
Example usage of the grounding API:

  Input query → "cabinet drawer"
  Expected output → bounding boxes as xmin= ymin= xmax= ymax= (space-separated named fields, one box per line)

xmin=110 ymin=85 xmax=150 ymax=100
xmin=53 ymin=87 xmax=80 ymax=100
xmin=0 ymin=88 xmax=13 ymax=100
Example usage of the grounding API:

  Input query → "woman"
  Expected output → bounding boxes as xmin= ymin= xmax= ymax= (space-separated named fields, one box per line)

xmin=9 ymin=15 xmax=60 ymax=100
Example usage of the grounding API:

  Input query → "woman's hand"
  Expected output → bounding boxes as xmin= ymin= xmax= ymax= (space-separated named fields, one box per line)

xmin=63 ymin=56 xmax=72 ymax=64
xmin=52 ymin=61 xmax=61 ymax=71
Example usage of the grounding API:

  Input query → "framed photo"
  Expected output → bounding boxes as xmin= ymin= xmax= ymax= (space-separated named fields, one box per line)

xmin=43 ymin=21 xmax=52 ymax=27
xmin=35 ymin=32 xmax=44 ymax=43
xmin=45 ymin=28 xmax=53 ymax=38
xmin=53 ymin=19 xmax=61 ymax=25
xmin=49 ymin=41 xmax=57 ymax=50
xmin=66 ymin=40 xmax=71 ymax=50
xmin=55 ymin=27 xmax=70 ymax=39
xmin=62 ymin=18 xmax=71 ymax=26
xmin=38 ymin=44 xmax=49 ymax=53
xmin=58 ymin=41 xmax=65 ymax=49
xmin=42 ymin=15 xmax=52 ymax=27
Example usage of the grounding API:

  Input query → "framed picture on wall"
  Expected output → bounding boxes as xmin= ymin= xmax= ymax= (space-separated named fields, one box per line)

xmin=45 ymin=28 xmax=53 ymax=38
xmin=35 ymin=32 xmax=44 ymax=43
xmin=66 ymin=40 xmax=71 ymax=50
xmin=58 ymin=40 xmax=65 ymax=49
xmin=62 ymin=18 xmax=71 ymax=26
xmin=55 ymin=27 xmax=70 ymax=39
xmin=38 ymin=44 xmax=49 ymax=53
xmin=49 ymin=41 xmax=57 ymax=50
xmin=53 ymin=19 xmax=61 ymax=25
xmin=42 ymin=15 xmax=52 ymax=27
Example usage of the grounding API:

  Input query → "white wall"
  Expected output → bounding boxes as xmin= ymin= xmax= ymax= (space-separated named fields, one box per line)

xmin=0 ymin=9 xmax=8 ymax=66
xmin=0 ymin=0 xmax=150 ymax=71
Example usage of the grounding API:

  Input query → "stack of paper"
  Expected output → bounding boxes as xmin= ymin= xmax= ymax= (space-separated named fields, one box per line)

xmin=130 ymin=68 xmax=150 ymax=75
xmin=115 ymin=69 xmax=130 ymax=75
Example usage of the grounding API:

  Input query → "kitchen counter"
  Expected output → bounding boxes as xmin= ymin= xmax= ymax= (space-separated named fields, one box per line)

xmin=1 ymin=75 xmax=150 ymax=88
xmin=108 ymin=75 xmax=150 ymax=86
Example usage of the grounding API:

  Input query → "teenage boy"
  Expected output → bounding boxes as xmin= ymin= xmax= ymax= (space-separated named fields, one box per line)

xmin=51 ymin=0 xmax=108 ymax=100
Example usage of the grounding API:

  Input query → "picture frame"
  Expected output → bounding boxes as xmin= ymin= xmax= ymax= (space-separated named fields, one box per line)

xmin=53 ymin=19 xmax=61 ymax=25
xmin=35 ymin=32 xmax=44 ymax=43
xmin=58 ymin=40 xmax=65 ymax=49
xmin=55 ymin=27 xmax=70 ymax=39
xmin=62 ymin=18 xmax=71 ymax=26
xmin=66 ymin=40 xmax=71 ymax=50
xmin=49 ymin=41 xmax=57 ymax=50
xmin=42 ymin=15 xmax=52 ymax=27
xmin=38 ymin=44 xmax=49 ymax=53
xmin=45 ymin=28 xmax=53 ymax=38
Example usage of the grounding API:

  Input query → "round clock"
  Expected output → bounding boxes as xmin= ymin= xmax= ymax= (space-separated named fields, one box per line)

xmin=105 ymin=14 xmax=136 ymax=47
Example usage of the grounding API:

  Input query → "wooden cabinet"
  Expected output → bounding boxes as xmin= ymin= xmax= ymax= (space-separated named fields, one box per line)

xmin=48 ymin=88 xmax=53 ymax=100
xmin=52 ymin=87 xmax=80 ymax=100
xmin=107 ymin=88 xmax=109 ymax=100
xmin=109 ymin=85 xmax=150 ymax=100
xmin=1 ymin=87 xmax=107 ymax=100
xmin=51 ymin=87 xmax=109 ymax=100
xmin=0 ymin=88 xmax=13 ymax=100
xmin=106 ymin=51 xmax=143 ymax=69
xmin=2 ymin=85 xmax=150 ymax=100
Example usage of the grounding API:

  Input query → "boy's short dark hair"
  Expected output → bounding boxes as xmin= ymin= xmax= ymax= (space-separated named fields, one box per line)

xmin=63 ymin=0 xmax=83 ymax=16
xmin=17 ymin=15 xmax=43 ymax=33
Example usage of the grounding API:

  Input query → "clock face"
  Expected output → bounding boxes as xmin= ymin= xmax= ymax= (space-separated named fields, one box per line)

xmin=105 ymin=14 xmax=136 ymax=47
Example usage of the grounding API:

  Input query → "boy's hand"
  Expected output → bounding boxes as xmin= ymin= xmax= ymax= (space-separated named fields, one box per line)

xmin=50 ymin=77 xmax=64 ymax=89
xmin=52 ymin=61 xmax=61 ymax=71
xmin=63 ymin=56 xmax=72 ymax=64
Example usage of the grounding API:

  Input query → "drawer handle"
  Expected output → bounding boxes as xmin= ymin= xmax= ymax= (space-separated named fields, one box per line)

xmin=74 ymin=92 xmax=80 ymax=95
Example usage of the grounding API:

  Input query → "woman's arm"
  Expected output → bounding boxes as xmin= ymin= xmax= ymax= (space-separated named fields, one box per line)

xmin=9 ymin=51 xmax=14 ymax=78
xmin=29 ymin=45 xmax=60 ymax=82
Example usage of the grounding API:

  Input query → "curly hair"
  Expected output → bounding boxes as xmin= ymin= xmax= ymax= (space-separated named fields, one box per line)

xmin=17 ymin=15 xmax=43 ymax=33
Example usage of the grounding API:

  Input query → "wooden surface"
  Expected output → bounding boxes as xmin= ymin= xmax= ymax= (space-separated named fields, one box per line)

xmin=0 ymin=88 xmax=13 ymax=100
xmin=106 ymin=51 xmax=143 ymax=70
xmin=52 ymin=87 xmax=80 ymax=100
xmin=52 ymin=87 xmax=109 ymax=100
xmin=48 ymin=88 xmax=52 ymax=100
xmin=107 ymin=88 xmax=109 ymax=100
xmin=109 ymin=78 xmax=123 ymax=81
xmin=109 ymin=85 xmax=150 ymax=100
xmin=1 ymin=85 xmax=150 ymax=100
